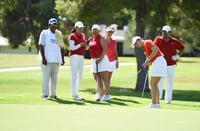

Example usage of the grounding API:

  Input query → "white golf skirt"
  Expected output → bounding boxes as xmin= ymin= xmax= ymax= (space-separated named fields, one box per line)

xmin=108 ymin=60 xmax=117 ymax=72
xmin=91 ymin=55 xmax=109 ymax=73
xmin=151 ymin=56 xmax=167 ymax=77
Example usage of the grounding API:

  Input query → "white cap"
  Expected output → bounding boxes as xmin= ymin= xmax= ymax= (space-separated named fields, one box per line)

xmin=162 ymin=25 xmax=171 ymax=33
xmin=92 ymin=24 xmax=100 ymax=31
xmin=75 ymin=21 xmax=84 ymax=28
xmin=48 ymin=18 xmax=58 ymax=25
xmin=131 ymin=36 xmax=141 ymax=48
xmin=106 ymin=26 xmax=114 ymax=32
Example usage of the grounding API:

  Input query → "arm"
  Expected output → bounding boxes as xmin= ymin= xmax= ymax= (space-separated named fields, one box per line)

xmin=69 ymin=40 xmax=86 ymax=51
xmin=143 ymin=45 xmax=157 ymax=68
xmin=96 ymin=37 xmax=107 ymax=64
xmin=39 ymin=45 xmax=47 ymax=65
xmin=60 ymin=47 xmax=65 ymax=66
xmin=178 ymin=48 xmax=184 ymax=56
xmin=115 ymin=43 xmax=119 ymax=68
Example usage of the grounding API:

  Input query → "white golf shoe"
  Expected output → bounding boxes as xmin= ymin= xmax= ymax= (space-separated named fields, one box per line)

xmin=145 ymin=103 xmax=161 ymax=108
xmin=101 ymin=95 xmax=111 ymax=101
xmin=72 ymin=95 xmax=83 ymax=101
xmin=95 ymin=93 xmax=103 ymax=101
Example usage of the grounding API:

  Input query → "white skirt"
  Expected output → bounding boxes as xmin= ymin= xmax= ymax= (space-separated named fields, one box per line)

xmin=108 ymin=60 xmax=117 ymax=72
xmin=151 ymin=56 xmax=167 ymax=77
xmin=91 ymin=55 xmax=109 ymax=73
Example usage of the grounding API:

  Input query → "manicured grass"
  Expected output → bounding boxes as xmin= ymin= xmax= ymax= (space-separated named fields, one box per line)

xmin=0 ymin=104 xmax=200 ymax=131
xmin=0 ymin=54 xmax=200 ymax=131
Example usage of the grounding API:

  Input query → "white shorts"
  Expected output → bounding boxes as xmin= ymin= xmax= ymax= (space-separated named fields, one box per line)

xmin=151 ymin=56 xmax=167 ymax=77
xmin=91 ymin=55 xmax=109 ymax=73
xmin=108 ymin=60 xmax=117 ymax=72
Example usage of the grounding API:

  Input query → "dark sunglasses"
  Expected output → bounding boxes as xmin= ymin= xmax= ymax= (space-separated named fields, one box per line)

xmin=161 ymin=30 xmax=169 ymax=35
xmin=51 ymin=23 xmax=57 ymax=27
xmin=77 ymin=27 xmax=83 ymax=30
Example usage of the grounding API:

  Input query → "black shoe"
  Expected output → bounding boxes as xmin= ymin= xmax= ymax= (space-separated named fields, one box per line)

xmin=41 ymin=95 xmax=48 ymax=100
xmin=50 ymin=95 xmax=57 ymax=99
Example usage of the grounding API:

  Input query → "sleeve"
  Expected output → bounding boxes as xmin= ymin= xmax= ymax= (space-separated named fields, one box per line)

xmin=143 ymin=40 xmax=154 ymax=57
xmin=38 ymin=30 xmax=45 ymax=46
xmin=174 ymin=38 xmax=185 ymax=50
xmin=82 ymin=33 xmax=87 ymax=42
xmin=154 ymin=37 xmax=160 ymax=46
xmin=69 ymin=40 xmax=81 ymax=51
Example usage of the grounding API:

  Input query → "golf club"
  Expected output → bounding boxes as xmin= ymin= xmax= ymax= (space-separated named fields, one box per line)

xmin=137 ymin=68 xmax=143 ymax=75
xmin=141 ymin=71 xmax=148 ymax=98
xmin=95 ymin=62 xmax=100 ymax=101
xmin=96 ymin=62 xmax=98 ymax=91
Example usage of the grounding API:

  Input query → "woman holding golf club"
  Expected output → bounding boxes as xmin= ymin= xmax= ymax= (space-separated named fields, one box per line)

xmin=68 ymin=21 xmax=87 ymax=101
xmin=131 ymin=36 xmax=167 ymax=108
xmin=88 ymin=24 xmax=111 ymax=101
xmin=105 ymin=25 xmax=119 ymax=83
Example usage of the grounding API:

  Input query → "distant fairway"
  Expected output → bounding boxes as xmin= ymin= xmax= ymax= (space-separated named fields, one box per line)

xmin=0 ymin=54 xmax=200 ymax=130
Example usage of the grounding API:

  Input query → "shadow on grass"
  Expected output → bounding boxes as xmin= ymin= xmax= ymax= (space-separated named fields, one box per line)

xmin=49 ymin=97 xmax=119 ymax=106
xmin=49 ymin=87 xmax=200 ymax=106
xmin=81 ymin=86 xmax=200 ymax=103
xmin=172 ymin=90 xmax=200 ymax=102
xmin=48 ymin=98 xmax=85 ymax=105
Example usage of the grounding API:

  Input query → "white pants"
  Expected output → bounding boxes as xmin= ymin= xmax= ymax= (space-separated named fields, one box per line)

xmin=69 ymin=55 xmax=84 ymax=97
xmin=158 ymin=65 xmax=176 ymax=102
xmin=41 ymin=63 xmax=59 ymax=97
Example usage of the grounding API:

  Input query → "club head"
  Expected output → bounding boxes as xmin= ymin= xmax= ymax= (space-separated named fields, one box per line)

xmin=137 ymin=69 xmax=142 ymax=75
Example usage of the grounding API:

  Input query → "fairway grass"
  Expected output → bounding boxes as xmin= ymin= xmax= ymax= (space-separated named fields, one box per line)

xmin=0 ymin=54 xmax=200 ymax=130
xmin=0 ymin=104 xmax=200 ymax=131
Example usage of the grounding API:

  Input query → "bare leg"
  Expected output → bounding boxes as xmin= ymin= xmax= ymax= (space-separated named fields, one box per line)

xmin=108 ymin=72 xmax=112 ymax=82
xmin=150 ymin=77 xmax=161 ymax=104
xmin=100 ymin=71 xmax=110 ymax=95
xmin=93 ymin=73 xmax=104 ymax=96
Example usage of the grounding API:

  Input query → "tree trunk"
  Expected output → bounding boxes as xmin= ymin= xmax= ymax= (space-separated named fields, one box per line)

xmin=134 ymin=0 xmax=150 ymax=92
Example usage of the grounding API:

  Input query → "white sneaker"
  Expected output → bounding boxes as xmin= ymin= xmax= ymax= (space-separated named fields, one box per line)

xmin=155 ymin=104 xmax=161 ymax=108
xmin=72 ymin=95 xmax=82 ymax=101
xmin=101 ymin=95 xmax=111 ymax=101
xmin=41 ymin=95 xmax=48 ymax=100
xmin=95 ymin=93 xmax=103 ymax=101
xmin=165 ymin=101 xmax=171 ymax=104
xmin=145 ymin=103 xmax=161 ymax=108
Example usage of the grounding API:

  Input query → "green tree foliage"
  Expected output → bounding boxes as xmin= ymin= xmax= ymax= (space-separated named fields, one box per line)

xmin=0 ymin=0 xmax=58 ymax=48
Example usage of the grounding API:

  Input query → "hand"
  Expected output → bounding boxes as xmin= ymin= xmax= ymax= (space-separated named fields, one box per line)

xmin=96 ymin=58 xmax=102 ymax=64
xmin=42 ymin=59 xmax=47 ymax=65
xmin=61 ymin=60 xmax=65 ymax=66
xmin=80 ymin=42 xmax=87 ymax=47
xmin=116 ymin=61 xmax=119 ymax=69
xmin=142 ymin=58 xmax=150 ymax=69
xmin=172 ymin=54 xmax=180 ymax=61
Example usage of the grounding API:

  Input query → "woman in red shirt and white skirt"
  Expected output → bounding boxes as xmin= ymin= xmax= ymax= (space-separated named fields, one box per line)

xmin=88 ymin=24 xmax=111 ymax=101
xmin=131 ymin=36 xmax=167 ymax=108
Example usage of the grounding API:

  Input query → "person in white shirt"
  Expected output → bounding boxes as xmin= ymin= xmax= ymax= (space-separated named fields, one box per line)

xmin=38 ymin=18 xmax=65 ymax=99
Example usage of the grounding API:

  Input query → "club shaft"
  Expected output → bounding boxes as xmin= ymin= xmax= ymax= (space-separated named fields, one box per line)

xmin=141 ymin=72 xmax=148 ymax=97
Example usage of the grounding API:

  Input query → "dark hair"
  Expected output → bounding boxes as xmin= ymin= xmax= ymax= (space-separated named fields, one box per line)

xmin=71 ymin=27 xmax=76 ymax=33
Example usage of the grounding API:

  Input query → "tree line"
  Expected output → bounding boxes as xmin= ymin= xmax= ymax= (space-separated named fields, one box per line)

xmin=0 ymin=0 xmax=199 ymax=91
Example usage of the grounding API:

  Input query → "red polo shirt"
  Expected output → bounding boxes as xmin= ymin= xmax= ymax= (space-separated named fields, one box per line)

xmin=143 ymin=40 xmax=163 ymax=63
xmin=154 ymin=36 xmax=184 ymax=65
xmin=68 ymin=32 xmax=86 ymax=56
xmin=88 ymin=34 xmax=102 ymax=58
xmin=106 ymin=38 xmax=117 ymax=62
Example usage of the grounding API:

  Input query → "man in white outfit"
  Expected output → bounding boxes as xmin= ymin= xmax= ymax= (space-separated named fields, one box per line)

xmin=154 ymin=25 xmax=185 ymax=104
xmin=38 ymin=18 xmax=65 ymax=99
